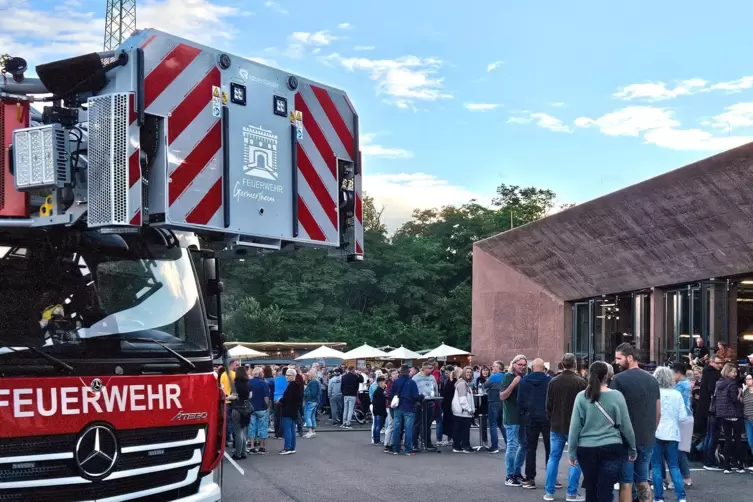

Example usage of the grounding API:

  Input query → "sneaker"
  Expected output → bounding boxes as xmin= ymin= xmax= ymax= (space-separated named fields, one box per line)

xmin=506 ymin=477 xmax=522 ymax=487
xmin=556 ymin=481 xmax=563 ymax=489
xmin=736 ymin=467 xmax=746 ymax=473
xmin=258 ymin=448 xmax=267 ymax=454
xmin=678 ymin=499 xmax=686 ymax=502
xmin=453 ymin=449 xmax=465 ymax=453
xmin=279 ymin=450 xmax=290 ymax=455
xmin=246 ymin=447 xmax=259 ymax=454
xmin=543 ymin=494 xmax=555 ymax=501
xmin=374 ymin=441 xmax=384 ymax=446
xmin=521 ymin=479 xmax=536 ymax=489
xmin=566 ymin=495 xmax=585 ymax=502
xmin=488 ymin=448 xmax=500 ymax=453
xmin=704 ymin=465 xmax=722 ymax=471
xmin=392 ymin=451 xmax=399 ymax=455
xmin=383 ymin=447 xmax=391 ymax=453
xmin=666 ymin=482 xmax=674 ymax=490
xmin=723 ymin=469 xmax=732 ymax=474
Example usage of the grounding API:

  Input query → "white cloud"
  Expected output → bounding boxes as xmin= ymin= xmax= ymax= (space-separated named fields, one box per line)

xmin=613 ymin=79 xmax=707 ymax=101
xmin=354 ymin=45 xmax=375 ymax=51
xmin=338 ymin=22 xmax=353 ymax=30
xmin=551 ymin=102 xmax=566 ymax=107
xmin=508 ymin=112 xmax=571 ymax=133
xmin=709 ymin=101 xmax=753 ymax=130
xmin=286 ymin=30 xmax=339 ymax=58
xmin=139 ymin=0 xmax=239 ymax=45
xmin=366 ymin=172 xmax=488 ymax=232
xmin=360 ymin=133 xmax=413 ymax=159
xmin=575 ymin=106 xmax=679 ymax=136
xmin=487 ymin=60 xmax=503 ymax=72
xmin=324 ymin=53 xmax=451 ymax=109
xmin=264 ymin=1 xmax=288 ymax=15
xmin=706 ymin=76 xmax=753 ymax=92
xmin=576 ymin=105 xmax=753 ymax=151
xmin=464 ymin=103 xmax=502 ymax=112
xmin=0 ymin=0 xmax=238 ymax=70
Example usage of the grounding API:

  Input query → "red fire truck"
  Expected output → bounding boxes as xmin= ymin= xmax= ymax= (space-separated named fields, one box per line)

xmin=0 ymin=28 xmax=363 ymax=501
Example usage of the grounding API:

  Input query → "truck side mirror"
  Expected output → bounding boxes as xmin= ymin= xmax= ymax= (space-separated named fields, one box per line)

xmin=201 ymin=256 xmax=222 ymax=321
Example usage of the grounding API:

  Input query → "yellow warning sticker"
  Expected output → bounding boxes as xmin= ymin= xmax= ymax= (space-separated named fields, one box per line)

xmin=221 ymin=91 xmax=228 ymax=105
xmin=289 ymin=111 xmax=296 ymax=123
xmin=294 ymin=110 xmax=303 ymax=121
xmin=212 ymin=86 xmax=220 ymax=98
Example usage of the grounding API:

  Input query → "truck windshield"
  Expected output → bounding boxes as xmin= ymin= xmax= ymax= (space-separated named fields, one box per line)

xmin=0 ymin=229 xmax=208 ymax=364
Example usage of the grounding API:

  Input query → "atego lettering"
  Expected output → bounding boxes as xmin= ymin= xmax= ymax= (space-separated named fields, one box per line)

xmin=0 ymin=384 xmax=182 ymax=418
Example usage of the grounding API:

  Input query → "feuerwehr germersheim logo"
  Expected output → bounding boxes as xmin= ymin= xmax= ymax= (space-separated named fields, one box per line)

xmin=75 ymin=424 xmax=119 ymax=480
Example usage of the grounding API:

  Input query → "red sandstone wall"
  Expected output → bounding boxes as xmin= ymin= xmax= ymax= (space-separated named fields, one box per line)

xmin=472 ymin=246 xmax=566 ymax=367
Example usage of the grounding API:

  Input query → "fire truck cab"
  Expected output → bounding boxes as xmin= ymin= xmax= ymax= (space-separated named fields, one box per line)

xmin=0 ymin=28 xmax=363 ymax=502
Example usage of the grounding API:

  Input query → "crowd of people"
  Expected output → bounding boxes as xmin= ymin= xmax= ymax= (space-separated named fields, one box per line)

xmin=213 ymin=342 xmax=753 ymax=502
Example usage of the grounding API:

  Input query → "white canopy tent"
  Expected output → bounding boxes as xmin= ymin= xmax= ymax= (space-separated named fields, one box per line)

xmin=423 ymin=343 xmax=471 ymax=359
xmin=343 ymin=343 xmax=388 ymax=360
xmin=385 ymin=346 xmax=423 ymax=360
xmin=295 ymin=345 xmax=347 ymax=361
xmin=227 ymin=345 xmax=267 ymax=358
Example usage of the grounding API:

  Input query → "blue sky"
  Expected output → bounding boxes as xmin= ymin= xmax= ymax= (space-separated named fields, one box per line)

xmin=5 ymin=0 xmax=753 ymax=230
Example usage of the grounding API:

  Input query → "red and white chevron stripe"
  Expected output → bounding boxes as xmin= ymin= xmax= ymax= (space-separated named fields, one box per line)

xmin=128 ymin=94 xmax=142 ymax=226
xmin=294 ymin=84 xmax=363 ymax=254
xmin=141 ymin=36 xmax=223 ymax=227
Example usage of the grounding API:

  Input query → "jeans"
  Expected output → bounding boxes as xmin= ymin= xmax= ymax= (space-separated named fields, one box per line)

xmin=384 ymin=410 xmax=394 ymax=446
xmin=703 ymin=415 xmax=721 ymax=466
xmin=453 ymin=416 xmax=472 ymax=450
xmin=329 ymin=395 xmax=343 ymax=423
xmin=304 ymin=401 xmax=318 ymax=429
xmin=391 ymin=409 xmax=415 ymax=453
xmin=677 ymin=451 xmax=690 ymax=478
xmin=225 ymin=403 xmax=234 ymax=442
xmin=504 ymin=424 xmax=525 ymax=478
xmin=248 ymin=410 xmax=269 ymax=439
xmin=620 ymin=442 xmax=652 ymax=484
xmin=373 ymin=414 xmax=384 ymax=443
xmin=231 ymin=409 xmax=247 ymax=458
xmin=746 ymin=419 xmax=753 ymax=458
xmin=281 ymin=416 xmax=296 ymax=451
xmin=343 ymin=396 xmax=356 ymax=425
xmin=577 ymin=444 xmax=625 ymax=502
xmin=525 ymin=418 xmax=551 ymax=481
xmin=488 ymin=402 xmax=504 ymax=449
xmin=545 ymin=432 xmax=582 ymax=496
xmin=721 ymin=418 xmax=745 ymax=469
xmin=651 ymin=439 xmax=685 ymax=501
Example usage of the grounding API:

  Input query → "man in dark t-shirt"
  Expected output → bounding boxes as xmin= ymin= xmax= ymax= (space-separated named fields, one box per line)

xmin=688 ymin=337 xmax=709 ymax=366
xmin=612 ymin=343 xmax=660 ymax=502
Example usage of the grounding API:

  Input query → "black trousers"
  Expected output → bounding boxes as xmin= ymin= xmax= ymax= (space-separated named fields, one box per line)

xmin=453 ymin=416 xmax=472 ymax=450
xmin=525 ymin=418 xmax=551 ymax=481
xmin=274 ymin=401 xmax=283 ymax=438
xmin=577 ymin=444 xmax=625 ymax=502
xmin=721 ymin=418 xmax=745 ymax=469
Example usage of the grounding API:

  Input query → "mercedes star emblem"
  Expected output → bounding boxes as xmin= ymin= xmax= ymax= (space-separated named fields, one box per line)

xmin=90 ymin=378 xmax=103 ymax=392
xmin=75 ymin=425 xmax=119 ymax=480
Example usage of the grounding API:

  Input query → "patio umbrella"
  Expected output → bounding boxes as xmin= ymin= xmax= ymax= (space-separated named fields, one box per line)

xmin=295 ymin=345 xmax=347 ymax=361
xmin=227 ymin=345 xmax=267 ymax=358
xmin=342 ymin=343 xmax=388 ymax=360
xmin=423 ymin=343 xmax=471 ymax=359
xmin=385 ymin=346 xmax=423 ymax=360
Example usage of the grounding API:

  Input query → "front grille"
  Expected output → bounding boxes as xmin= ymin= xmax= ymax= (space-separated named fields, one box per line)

xmin=0 ymin=467 xmax=188 ymax=502
xmin=0 ymin=425 xmax=205 ymax=501
xmin=118 ymin=425 xmax=201 ymax=447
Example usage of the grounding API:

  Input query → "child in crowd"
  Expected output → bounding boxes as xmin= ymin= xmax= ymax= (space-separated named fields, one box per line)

xmin=371 ymin=376 xmax=388 ymax=445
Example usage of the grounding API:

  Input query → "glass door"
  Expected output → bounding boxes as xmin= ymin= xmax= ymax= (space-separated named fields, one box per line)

xmin=701 ymin=280 xmax=728 ymax=349
xmin=665 ymin=285 xmax=700 ymax=364
xmin=572 ymin=301 xmax=593 ymax=373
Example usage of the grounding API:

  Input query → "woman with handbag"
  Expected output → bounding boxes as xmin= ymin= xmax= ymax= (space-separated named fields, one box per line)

xmin=230 ymin=367 xmax=251 ymax=460
xmin=568 ymin=361 xmax=636 ymax=502
xmin=451 ymin=366 xmax=475 ymax=453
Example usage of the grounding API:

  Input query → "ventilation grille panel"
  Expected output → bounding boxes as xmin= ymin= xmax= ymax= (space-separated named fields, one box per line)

xmin=87 ymin=93 xmax=129 ymax=227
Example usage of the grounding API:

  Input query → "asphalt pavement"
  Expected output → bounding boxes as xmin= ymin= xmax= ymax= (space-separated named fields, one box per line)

xmin=221 ymin=425 xmax=752 ymax=502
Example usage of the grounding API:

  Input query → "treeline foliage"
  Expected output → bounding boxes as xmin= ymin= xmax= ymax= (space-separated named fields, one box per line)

xmin=221 ymin=184 xmax=564 ymax=350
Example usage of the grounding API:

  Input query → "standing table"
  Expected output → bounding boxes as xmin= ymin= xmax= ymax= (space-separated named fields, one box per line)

xmin=418 ymin=396 xmax=443 ymax=453
xmin=472 ymin=392 xmax=489 ymax=452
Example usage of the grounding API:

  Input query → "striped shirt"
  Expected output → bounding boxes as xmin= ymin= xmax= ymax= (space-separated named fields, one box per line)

xmin=744 ymin=387 xmax=753 ymax=420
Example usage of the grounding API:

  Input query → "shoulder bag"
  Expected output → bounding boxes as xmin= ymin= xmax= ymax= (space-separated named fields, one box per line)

xmin=593 ymin=400 xmax=630 ymax=451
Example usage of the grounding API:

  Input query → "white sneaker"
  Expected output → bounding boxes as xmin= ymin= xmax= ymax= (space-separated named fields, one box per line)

xmin=566 ymin=495 xmax=585 ymax=502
